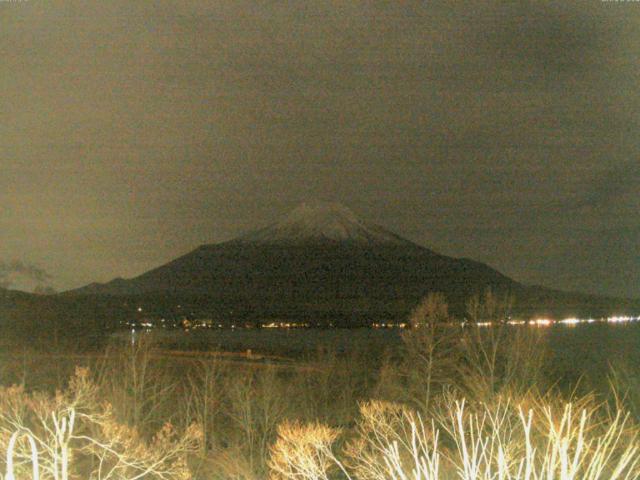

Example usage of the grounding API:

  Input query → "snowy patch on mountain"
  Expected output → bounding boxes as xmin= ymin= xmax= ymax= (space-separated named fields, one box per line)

xmin=237 ymin=202 xmax=415 ymax=246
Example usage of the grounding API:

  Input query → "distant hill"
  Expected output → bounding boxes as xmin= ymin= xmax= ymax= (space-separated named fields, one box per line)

xmin=0 ymin=287 xmax=35 ymax=301
xmin=66 ymin=202 xmax=640 ymax=321
xmin=0 ymin=285 xmax=120 ymax=347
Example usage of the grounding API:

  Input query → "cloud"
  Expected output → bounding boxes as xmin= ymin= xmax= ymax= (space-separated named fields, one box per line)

xmin=0 ymin=260 xmax=52 ymax=290
xmin=576 ymin=160 xmax=640 ymax=210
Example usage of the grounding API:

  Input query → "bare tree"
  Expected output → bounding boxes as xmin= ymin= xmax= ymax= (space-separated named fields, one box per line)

xmin=401 ymin=293 xmax=461 ymax=413
xmin=185 ymin=358 xmax=224 ymax=453
xmin=0 ymin=367 xmax=201 ymax=480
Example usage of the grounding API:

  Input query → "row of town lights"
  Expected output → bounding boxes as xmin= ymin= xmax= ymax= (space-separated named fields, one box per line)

xmin=130 ymin=306 xmax=640 ymax=330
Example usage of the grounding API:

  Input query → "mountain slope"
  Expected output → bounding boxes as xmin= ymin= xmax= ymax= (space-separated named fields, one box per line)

xmin=67 ymin=203 xmax=640 ymax=320
xmin=71 ymin=243 xmax=514 ymax=299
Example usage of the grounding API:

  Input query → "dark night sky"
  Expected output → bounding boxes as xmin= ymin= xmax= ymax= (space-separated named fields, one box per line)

xmin=1 ymin=1 xmax=638 ymax=298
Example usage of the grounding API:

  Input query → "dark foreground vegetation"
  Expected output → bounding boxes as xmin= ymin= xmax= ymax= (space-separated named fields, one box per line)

xmin=1 ymin=293 xmax=640 ymax=479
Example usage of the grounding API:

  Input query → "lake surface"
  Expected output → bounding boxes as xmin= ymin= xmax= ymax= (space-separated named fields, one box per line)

xmin=139 ymin=321 xmax=640 ymax=369
xmin=147 ymin=322 xmax=637 ymax=393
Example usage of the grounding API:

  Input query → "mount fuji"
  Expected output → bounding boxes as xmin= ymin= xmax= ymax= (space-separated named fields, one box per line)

xmin=67 ymin=202 xmax=639 ymax=322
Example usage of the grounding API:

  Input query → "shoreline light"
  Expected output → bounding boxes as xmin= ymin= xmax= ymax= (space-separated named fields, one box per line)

xmin=531 ymin=318 xmax=553 ymax=327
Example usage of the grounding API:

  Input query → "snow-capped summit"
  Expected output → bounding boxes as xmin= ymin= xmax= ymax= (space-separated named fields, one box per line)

xmin=237 ymin=202 xmax=414 ymax=246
